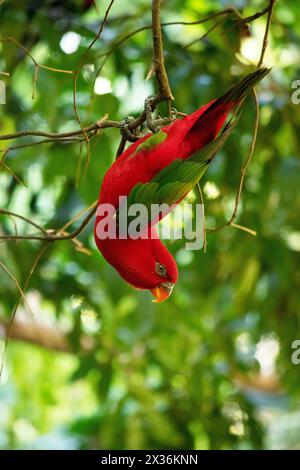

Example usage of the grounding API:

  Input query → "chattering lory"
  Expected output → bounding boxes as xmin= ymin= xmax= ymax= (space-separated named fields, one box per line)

xmin=94 ymin=68 xmax=270 ymax=302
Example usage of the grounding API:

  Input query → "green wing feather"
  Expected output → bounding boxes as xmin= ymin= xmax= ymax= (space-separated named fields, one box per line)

xmin=120 ymin=119 xmax=238 ymax=225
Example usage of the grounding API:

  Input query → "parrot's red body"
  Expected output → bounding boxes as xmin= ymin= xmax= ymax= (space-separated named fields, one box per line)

xmin=98 ymin=100 xmax=229 ymax=207
xmin=94 ymin=69 xmax=269 ymax=302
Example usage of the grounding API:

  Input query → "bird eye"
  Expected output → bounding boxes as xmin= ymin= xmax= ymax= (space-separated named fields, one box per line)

xmin=155 ymin=262 xmax=167 ymax=276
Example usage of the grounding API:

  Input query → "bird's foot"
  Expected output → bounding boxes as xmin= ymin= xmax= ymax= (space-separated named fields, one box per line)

xmin=170 ymin=107 xmax=178 ymax=119
xmin=144 ymin=95 xmax=159 ymax=133
xmin=120 ymin=116 xmax=139 ymax=142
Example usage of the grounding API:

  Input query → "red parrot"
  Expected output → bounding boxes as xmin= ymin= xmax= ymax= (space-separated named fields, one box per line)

xmin=94 ymin=68 xmax=269 ymax=302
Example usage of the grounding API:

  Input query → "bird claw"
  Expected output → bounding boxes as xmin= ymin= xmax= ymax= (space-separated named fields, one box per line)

xmin=144 ymin=95 xmax=157 ymax=108
xmin=120 ymin=116 xmax=139 ymax=142
xmin=170 ymin=107 xmax=178 ymax=119
xmin=144 ymin=95 xmax=159 ymax=133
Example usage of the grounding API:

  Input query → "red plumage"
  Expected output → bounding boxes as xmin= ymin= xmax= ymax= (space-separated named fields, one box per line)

xmin=94 ymin=68 xmax=270 ymax=301
xmin=98 ymin=99 xmax=230 ymax=208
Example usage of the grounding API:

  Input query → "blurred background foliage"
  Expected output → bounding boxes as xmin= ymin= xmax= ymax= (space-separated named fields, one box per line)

xmin=0 ymin=0 xmax=300 ymax=450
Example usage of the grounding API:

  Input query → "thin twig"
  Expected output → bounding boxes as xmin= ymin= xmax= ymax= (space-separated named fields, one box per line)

xmin=0 ymin=151 xmax=27 ymax=186
xmin=32 ymin=64 xmax=39 ymax=100
xmin=3 ymin=137 xmax=86 ymax=151
xmin=229 ymin=90 xmax=260 ymax=224
xmin=184 ymin=16 xmax=229 ymax=49
xmin=8 ymin=213 xmax=18 ymax=238
xmin=0 ymin=36 xmax=73 ymax=101
xmin=257 ymin=0 xmax=276 ymax=68
xmin=230 ymin=223 xmax=257 ymax=236
xmin=0 ymin=37 xmax=73 ymax=75
xmin=0 ymin=209 xmax=48 ymax=235
xmin=0 ymin=120 xmax=120 ymax=141
xmin=0 ymin=244 xmax=50 ymax=382
xmin=0 ymin=200 xmax=97 ymax=242
xmin=238 ymin=5 xmax=271 ymax=25
xmin=196 ymin=183 xmax=207 ymax=253
xmin=0 ymin=261 xmax=35 ymax=318
xmin=59 ymin=200 xmax=97 ymax=232
xmin=207 ymin=87 xmax=260 ymax=236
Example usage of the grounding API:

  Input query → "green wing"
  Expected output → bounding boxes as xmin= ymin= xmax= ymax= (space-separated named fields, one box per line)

xmin=119 ymin=119 xmax=238 ymax=226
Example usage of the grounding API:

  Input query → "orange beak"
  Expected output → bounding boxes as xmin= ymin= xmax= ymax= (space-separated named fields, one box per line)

xmin=151 ymin=282 xmax=174 ymax=303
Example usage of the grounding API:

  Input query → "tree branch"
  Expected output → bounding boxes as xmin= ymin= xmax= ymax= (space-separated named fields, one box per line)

xmin=0 ymin=208 xmax=48 ymax=235
xmin=0 ymin=244 xmax=50 ymax=380
xmin=0 ymin=111 xmax=173 ymax=146
xmin=229 ymin=90 xmax=259 ymax=225
xmin=0 ymin=201 xmax=97 ymax=242
xmin=257 ymin=0 xmax=276 ymax=68
xmin=0 ymin=318 xmax=70 ymax=353
xmin=151 ymin=0 xmax=174 ymax=113
xmin=0 ymin=119 xmax=121 ymax=142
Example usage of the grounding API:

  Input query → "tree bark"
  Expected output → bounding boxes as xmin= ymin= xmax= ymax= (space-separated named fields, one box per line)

xmin=0 ymin=318 xmax=70 ymax=353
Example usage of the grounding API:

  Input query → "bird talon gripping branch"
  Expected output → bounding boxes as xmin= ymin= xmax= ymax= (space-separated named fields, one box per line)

xmin=145 ymin=95 xmax=159 ymax=133
xmin=170 ymin=107 xmax=178 ymax=118
xmin=120 ymin=116 xmax=139 ymax=142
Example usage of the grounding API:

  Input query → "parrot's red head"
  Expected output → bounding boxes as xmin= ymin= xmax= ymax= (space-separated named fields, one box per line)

xmin=95 ymin=232 xmax=178 ymax=303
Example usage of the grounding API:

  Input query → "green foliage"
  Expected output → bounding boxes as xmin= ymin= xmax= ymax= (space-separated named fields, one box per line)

xmin=1 ymin=0 xmax=300 ymax=450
